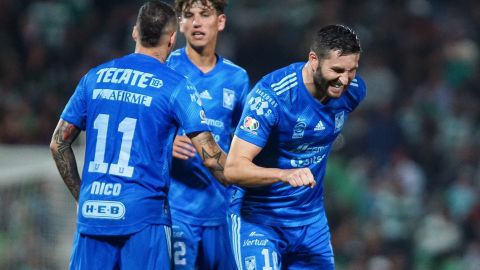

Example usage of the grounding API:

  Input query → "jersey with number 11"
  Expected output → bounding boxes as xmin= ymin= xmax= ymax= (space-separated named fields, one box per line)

xmin=61 ymin=53 xmax=209 ymax=236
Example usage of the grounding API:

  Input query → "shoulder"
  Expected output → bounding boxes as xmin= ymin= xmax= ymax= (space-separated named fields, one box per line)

xmin=219 ymin=57 xmax=249 ymax=80
xmin=221 ymin=57 xmax=247 ymax=74
xmin=260 ymin=62 xmax=303 ymax=98
xmin=166 ymin=48 xmax=184 ymax=66
xmin=335 ymin=75 xmax=366 ymax=111
xmin=346 ymin=75 xmax=367 ymax=102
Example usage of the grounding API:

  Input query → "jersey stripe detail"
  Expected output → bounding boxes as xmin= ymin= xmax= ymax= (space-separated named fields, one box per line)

xmin=275 ymin=81 xmax=298 ymax=96
xmin=164 ymin=225 xmax=172 ymax=261
xmin=230 ymin=213 xmax=243 ymax=270
xmin=270 ymin=72 xmax=296 ymax=88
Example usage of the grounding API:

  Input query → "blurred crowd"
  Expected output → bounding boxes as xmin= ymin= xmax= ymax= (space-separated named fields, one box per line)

xmin=1 ymin=0 xmax=479 ymax=269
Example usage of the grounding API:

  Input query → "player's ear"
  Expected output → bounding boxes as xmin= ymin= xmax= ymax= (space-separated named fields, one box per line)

xmin=178 ymin=16 xmax=186 ymax=33
xmin=132 ymin=25 xmax=138 ymax=42
xmin=308 ymin=51 xmax=319 ymax=71
xmin=217 ymin=14 xmax=226 ymax=31
xmin=168 ymin=30 xmax=177 ymax=49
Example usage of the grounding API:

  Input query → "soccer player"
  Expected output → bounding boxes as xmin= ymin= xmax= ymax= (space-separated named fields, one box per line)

xmin=167 ymin=0 xmax=249 ymax=269
xmin=49 ymin=1 xmax=227 ymax=269
xmin=224 ymin=24 xmax=366 ymax=269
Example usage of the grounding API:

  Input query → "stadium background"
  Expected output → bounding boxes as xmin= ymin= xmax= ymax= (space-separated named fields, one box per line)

xmin=0 ymin=0 xmax=479 ymax=269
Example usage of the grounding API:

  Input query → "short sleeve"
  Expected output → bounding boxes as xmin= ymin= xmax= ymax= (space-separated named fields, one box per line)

xmin=171 ymin=78 xmax=210 ymax=135
xmin=60 ymin=74 xmax=88 ymax=130
xmin=234 ymin=86 xmax=279 ymax=148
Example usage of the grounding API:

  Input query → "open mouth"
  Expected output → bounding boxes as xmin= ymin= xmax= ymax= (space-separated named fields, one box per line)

xmin=192 ymin=31 xmax=205 ymax=38
xmin=330 ymin=81 xmax=343 ymax=88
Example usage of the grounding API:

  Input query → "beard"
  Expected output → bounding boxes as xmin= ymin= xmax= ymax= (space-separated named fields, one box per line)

xmin=312 ymin=67 xmax=346 ymax=100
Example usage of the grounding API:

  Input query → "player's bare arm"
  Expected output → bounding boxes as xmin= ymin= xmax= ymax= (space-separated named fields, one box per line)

xmin=50 ymin=119 xmax=82 ymax=201
xmin=188 ymin=131 xmax=228 ymax=185
xmin=225 ymin=136 xmax=316 ymax=188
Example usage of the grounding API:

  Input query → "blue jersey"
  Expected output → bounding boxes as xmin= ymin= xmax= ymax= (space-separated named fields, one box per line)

xmin=61 ymin=53 xmax=209 ymax=235
xmin=167 ymin=48 xmax=250 ymax=226
xmin=231 ymin=62 xmax=366 ymax=227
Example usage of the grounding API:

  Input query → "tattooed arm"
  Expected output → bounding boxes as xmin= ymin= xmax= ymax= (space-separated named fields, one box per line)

xmin=50 ymin=119 xmax=82 ymax=201
xmin=187 ymin=131 xmax=228 ymax=186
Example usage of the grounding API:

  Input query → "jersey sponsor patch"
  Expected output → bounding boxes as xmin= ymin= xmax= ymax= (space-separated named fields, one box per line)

xmin=93 ymin=89 xmax=152 ymax=107
xmin=82 ymin=200 xmax=126 ymax=219
xmin=249 ymin=96 xmax=269 ymax=116
xmin=292 ymin=120 xmax=306 ymax=139
xmin=95 ymin=68 xmax=161 ymax=89
xmin=290 ymin=154 xmax=326 ymax=168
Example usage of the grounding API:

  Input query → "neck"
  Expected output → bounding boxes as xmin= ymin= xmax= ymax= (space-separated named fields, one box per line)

xmin=302 ymin=62 xmax=329 ymax=104
xmin=135 ymin=45 xmax=168 ymax=63
xmin=185 ymin=44 xmax=217 ymax=73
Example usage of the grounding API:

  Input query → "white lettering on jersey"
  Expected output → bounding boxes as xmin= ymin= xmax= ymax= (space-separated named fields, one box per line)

xmin=290 ymin=154 xmax=326 ymax=167
xmin=291 ymin=143 xmax=327 ymax=153
xmin=90 ymin=181 xmax=122 ymax=196
xmin=190 ymin=92 xmax=203 ymax=106
xmin=204 ymin=118 xmax=224 ymax=128
xmin=93 ymin=89 xmax=152 ymax=107
xmin=96 ymin=68 xmax=162 ymax=89
xmin=254 ymin=88 xmax=278 ymax=107
xmin=243 ymin=239 xmax=269 ymax=247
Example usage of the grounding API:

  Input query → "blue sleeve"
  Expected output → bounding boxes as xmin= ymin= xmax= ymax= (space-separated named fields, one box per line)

xmin=60 ymin=74 xmax=88 ymax=130
xmin=231 ymin=72 xmax=251 ymax=131
xmin=345 ymin=76 xmax=367 ymax=112
xmin=170 ymin=78 xmax=210 ymax=135
xmin=234 ymin=86 xmax=279 ymax=148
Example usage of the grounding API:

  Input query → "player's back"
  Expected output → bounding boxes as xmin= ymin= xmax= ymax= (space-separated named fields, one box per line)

xmin=232 ymin=62 xmax=366 ymax=227
xmin=61 ymin=53 xmax=207 ymax=235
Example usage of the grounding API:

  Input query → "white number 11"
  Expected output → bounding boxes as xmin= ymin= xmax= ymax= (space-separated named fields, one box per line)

xmin=88 ymin=113 xmax=136 ymax=177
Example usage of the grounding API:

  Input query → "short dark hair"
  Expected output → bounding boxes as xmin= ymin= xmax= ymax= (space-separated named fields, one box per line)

xmin=136 ymin=1 xmax=177 ymax=47
xmin=311 ymin=24 xmax=361 ymax=59
xmin=175 ymin=0 xmax=228 ymax=15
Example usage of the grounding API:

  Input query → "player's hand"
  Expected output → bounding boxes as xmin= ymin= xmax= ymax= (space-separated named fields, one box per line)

xmin=172 ymin=135 xmax=196 ymax=160
xmin=279 ymin=168 xmax=316 ymax=188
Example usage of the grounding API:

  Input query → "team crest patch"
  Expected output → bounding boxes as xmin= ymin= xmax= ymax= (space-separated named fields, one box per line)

xmin=334 ymin=111 xmax=345 ymax=133
xmin=245 ymin=256 xmax=257 ymax=270
xmin=223 ymin=88 xmax=235 ymax=110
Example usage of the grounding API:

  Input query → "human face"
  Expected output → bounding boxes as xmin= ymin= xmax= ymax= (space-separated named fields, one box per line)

xmin=179 ymin=1 xmax=225 ymax=50
xmin=311 ymin=50 xmax=360 ymax=99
